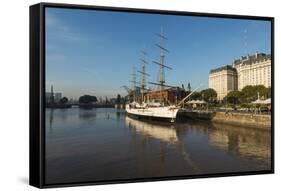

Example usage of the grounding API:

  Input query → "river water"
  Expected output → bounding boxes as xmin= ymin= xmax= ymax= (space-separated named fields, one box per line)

xmin=45 ymin=108 xmax=271 ymax=184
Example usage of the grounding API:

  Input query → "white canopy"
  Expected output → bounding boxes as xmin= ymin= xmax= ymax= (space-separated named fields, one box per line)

xmin=252 ymin=99 xmax=263 ymax=104
xmin=251 ymin=98 xmax=271 ymax=105
xmin=262 ymin=98 xmax=271 ymax=104
xmin=187 ymin=100 xmax=207 ymax=104
xmin=187 ymin=100 xmax=196 ymax=104
xmin=195 ymin=100 xmax=207 ymax=104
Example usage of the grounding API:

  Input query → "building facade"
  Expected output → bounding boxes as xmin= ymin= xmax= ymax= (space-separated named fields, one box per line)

xmin=209 ymin=65 xmax=238 ymax=100
xmin=208 ymin=52 xmax=271 ymax=100
xmin=234 ymin=53 xmax=271 ymax=90
xmin=143 ymin=87 xmax=186 ymax=104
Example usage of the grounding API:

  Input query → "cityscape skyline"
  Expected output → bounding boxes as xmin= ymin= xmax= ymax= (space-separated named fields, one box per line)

xmin=46 ymin=7 xmax=271 ymax=99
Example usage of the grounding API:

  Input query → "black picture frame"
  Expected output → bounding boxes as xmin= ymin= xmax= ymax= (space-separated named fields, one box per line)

xmin=30 ymin=2 xmax=274 ymax=188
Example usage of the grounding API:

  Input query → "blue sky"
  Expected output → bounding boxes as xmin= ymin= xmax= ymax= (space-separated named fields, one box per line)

xmin=46 ymin=7 xmax=271 ymax=99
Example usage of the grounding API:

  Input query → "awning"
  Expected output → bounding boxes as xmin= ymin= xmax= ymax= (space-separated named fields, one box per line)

xmin=187 ymin=100 xmax=207 ymax=104
xmin=251 ymin=98 xmax=271 ymax=104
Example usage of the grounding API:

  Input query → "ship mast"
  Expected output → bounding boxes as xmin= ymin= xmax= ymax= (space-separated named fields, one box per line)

xmin=149 ymin=28 xmax=172 ymax=104
xmin=130 ymin=66 xmax=137 ymax=102
xmin=138 ymin=50 xmax=150 ymax=103
xmin=159 ymin=28 xmax=166 ymax=94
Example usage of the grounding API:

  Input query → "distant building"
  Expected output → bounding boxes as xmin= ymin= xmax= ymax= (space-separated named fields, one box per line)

xmin=233 ymin=52 xmax=271 ymax=90
xmin=144 ymin=87 xmax=186 ymax=104
xmin=45 ymin=85 xmax=62 ymax=104
xmin=209 ymin=65 xmax=238 ymax=100
xmin=54 ymin=93 xmax=62 ymax=102
xmin=110 ymin=98 xmax=117 ymax=104
xmin=45 ymin=92 xmax=62 ymax=103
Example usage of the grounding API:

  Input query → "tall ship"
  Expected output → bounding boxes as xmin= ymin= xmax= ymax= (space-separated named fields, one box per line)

xmin=125 ymin=29 xmax=198 ymax=123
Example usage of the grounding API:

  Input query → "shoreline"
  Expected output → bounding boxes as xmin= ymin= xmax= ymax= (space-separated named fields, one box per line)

xmin=211 ymin=111 xmax=271 ymax=129
xmin=45 ymin=107 xmax=272 ymax=129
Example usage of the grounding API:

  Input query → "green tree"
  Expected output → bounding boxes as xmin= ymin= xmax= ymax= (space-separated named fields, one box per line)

xmin=59 ymin=97 xmax=68 ymax=105
xmin=225 ymin=91 xmax=242 ymax=104
xmin=265 ymin=87 xmax=271 ymax=98
xmin=200 ymin=88 xmax=217 ymax=103
xmin=254 ymin=85 xmax=268 ymax=99
xmin=241 ymin=85 xmax=269 ymax=103
xmin=190 ymin=91 xmax=201 ymax=100
xmin=79 ymin=95 xmax=97 ymax=104
xmin=241 ymin=85 xmax=256 ymax=102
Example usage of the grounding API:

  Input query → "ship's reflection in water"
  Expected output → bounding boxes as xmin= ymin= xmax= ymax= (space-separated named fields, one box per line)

xmin=126 ymin=117 xmax=201 ymax=173
xmin=126 ymin=117 xmax=179 ymax=144
xmin=45 ymin=108 xmax=271 ymax=185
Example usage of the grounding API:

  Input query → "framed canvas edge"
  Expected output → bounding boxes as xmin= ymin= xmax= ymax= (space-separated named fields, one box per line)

xmin=29 ymin=2 xmax=275 ymax=189
xmin=29 ymin=3 xmax=44 ymax=188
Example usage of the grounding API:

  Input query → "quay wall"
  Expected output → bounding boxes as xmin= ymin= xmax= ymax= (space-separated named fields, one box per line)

xmin=211 ymin=111 xmax=271 ymax=129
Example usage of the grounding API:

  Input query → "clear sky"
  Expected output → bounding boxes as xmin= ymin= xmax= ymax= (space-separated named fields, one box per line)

xmin=45 ymin=7 xmax=271 ymax=99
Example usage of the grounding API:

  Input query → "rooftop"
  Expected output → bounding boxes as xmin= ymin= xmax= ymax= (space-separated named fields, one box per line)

xmin=209 ymin=65 xmax=237 ymax=74
xmin=233 ymin=52 xmax=271 ymax=66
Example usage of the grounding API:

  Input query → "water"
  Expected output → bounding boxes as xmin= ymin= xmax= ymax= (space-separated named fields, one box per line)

xmin=45 ymin=108 xmax=271 ymax=184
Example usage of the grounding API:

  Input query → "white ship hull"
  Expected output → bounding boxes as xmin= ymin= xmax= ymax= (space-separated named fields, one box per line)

xmin=125 ymin=104 xmax=179 ymax=122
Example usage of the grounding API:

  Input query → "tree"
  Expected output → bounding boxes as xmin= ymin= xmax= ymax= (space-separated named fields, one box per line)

xmin=241 ymin=85 xmax=256 ymax=103
xmin=241 ymin=85 xmax=268 ymax=103
xmin=225 ymin=91 xmax=242 ymax=104
xmin=191 ymin=91 xmax=201 ymax=100
xmin=59 ymin=97 xmax=68 ymax=105
xmin=265 ymin=87 xmax=271 ymax=98
xmin=78 ymin=95 xmax=97 ymax=104
xmin=200 ymin=88 xmax=217 ymax=103
xmin=254 ymin=85 xmax=268 ymax=99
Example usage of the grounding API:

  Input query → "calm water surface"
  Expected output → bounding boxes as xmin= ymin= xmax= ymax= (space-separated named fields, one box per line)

xmin=45 ymin=108 xmax=271 ymax=184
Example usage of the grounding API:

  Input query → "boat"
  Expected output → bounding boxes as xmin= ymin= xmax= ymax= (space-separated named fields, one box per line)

xmin=125 ymin=29 xmax=204 ymax=123
xmin=125 ymin=29 xmax=182 ymax=122
xmin=126 ymin=102 xmax=179 ymax=122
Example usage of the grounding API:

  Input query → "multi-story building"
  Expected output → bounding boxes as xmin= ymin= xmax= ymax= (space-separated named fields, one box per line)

xmin=209 ymin=65 xmax=238 ymax=100
xmin=208 ymin=52 xmax=271 ymax=100
xmin=143 ymin=87 xmax=186 ymax=104
xmin=233 ymin=52 xmax=271 ymax=90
